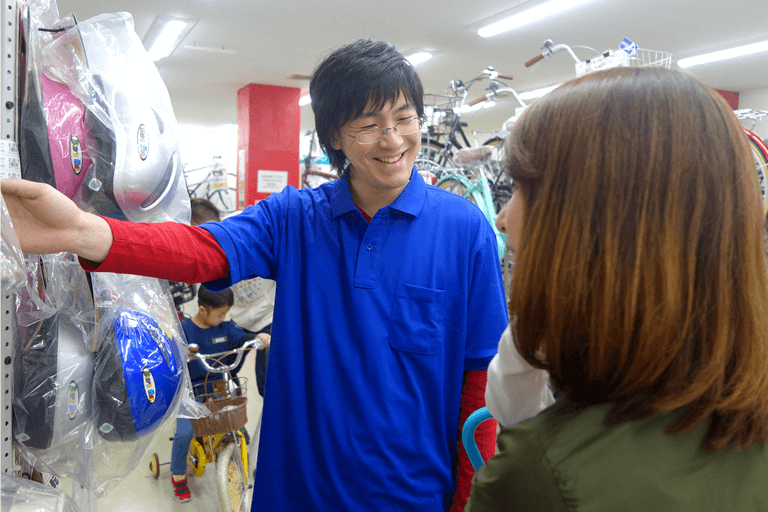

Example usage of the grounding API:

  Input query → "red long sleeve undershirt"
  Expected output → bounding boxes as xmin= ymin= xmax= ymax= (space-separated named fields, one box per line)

xmin=83 ymin=215 xmax=496 ymax=509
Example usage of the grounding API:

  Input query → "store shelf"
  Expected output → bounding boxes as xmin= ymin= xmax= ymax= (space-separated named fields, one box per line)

xmin=1 ymin=0 xmax=18 ymax=478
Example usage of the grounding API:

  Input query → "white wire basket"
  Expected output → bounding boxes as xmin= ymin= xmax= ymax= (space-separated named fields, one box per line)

xmin=627 ymin=48 xmax=673 ymax=69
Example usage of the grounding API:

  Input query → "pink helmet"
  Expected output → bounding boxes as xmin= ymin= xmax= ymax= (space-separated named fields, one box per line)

xmin=40 ymin=73 xmax=94 ymax=200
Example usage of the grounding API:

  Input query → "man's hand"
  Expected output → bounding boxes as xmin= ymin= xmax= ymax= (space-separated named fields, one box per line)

xmin=1 ymin=178 xmax=113 ymax=261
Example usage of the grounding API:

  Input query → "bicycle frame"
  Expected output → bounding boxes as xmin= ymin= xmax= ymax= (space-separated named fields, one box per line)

xmin=436 ymin=166 xmax=507 ymax=261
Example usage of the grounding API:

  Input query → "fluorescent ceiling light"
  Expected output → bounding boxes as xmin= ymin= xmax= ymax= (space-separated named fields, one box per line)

xmin=678 ymin=40 xmax=768 ymax=68
xmin=406 ymin=52 xmax=432 ymax=65
xmin=299 ymin=95 xmax=311 ymax=106
xmin=143 ymin=16 xmax=197 ymax=61
xmin=478 ymin=0 xmax=593 ymax=38
xmin=519 ymin=84 xmax=560 ymax=101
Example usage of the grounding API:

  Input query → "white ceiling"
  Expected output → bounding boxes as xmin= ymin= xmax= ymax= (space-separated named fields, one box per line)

xmin=54 ymin=0 xmax=768 ymax=135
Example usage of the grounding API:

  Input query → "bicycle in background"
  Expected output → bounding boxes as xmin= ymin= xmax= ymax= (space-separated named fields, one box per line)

xmin=300 ymin=130 xmax=337 ymax=188
xmin=185 ymin=156 xmax=238 ymax=214
xmin=149 ymin=338 xmax=266 ymax=512
xmin=419 ymin=67 xmax=517 ymax=170
xmin=735 ymin=109 xmax=768 ymax=216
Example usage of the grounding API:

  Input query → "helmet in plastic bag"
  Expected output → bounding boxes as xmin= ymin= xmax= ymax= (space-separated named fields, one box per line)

xmin=13 ymin=312 xmax=94 ymax=452
xmin=81 ymin=73 xmax=187 ymax=223
xmin=93 ymin=309 xmax=183 ymax=442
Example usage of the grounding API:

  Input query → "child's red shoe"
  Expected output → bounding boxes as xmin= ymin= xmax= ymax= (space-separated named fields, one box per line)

xmin=172 ymin=476 xmax=192 ymax=503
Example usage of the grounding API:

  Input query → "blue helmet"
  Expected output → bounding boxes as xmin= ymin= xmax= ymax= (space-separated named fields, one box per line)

xmin=93 ymin=309 xmax=183 ymax=442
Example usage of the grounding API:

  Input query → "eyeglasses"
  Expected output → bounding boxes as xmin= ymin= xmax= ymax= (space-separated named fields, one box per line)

xmin=340 ymin=117 xmax=424 ymax=145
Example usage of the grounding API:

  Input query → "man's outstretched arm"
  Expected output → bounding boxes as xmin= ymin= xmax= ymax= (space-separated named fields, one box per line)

xmin=1 ymin=178 xmax=112 ymax=261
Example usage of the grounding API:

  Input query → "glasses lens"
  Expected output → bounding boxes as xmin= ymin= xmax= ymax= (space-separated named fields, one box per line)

xmin=355 ymin=128 xmax=382 ymax=144
xmin=396 ymin=117 xmax=422 ymax=136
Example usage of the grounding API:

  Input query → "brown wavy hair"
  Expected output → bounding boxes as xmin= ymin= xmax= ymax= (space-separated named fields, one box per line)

xmin=506 ymin=67 xmax=768 ymax=451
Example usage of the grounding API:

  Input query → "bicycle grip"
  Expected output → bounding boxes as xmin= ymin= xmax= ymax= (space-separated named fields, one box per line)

xmin=467 ymin=95 xmax=487 ymax=107
xmin=525 ymin=53 xmax=545 ymax=68
xmin=496 ymin=72 xmax=514 ymax=80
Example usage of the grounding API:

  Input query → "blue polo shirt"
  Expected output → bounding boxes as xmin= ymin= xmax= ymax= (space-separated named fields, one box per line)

xmin=202 ymin=167 xmax=507 ymax=511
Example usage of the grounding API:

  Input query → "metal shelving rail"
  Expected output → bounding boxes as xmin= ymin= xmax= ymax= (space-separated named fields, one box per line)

xmin=1 ymin=0 xmax=19 ymax=480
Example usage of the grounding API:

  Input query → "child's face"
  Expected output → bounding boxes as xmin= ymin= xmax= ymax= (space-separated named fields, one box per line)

xmin=200 ymin=304 xmax=230 ymax=327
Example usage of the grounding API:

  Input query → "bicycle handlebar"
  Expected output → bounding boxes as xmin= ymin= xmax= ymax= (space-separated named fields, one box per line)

xmin=524 ymin=53 xmax=545 ymax=68
xmin=188 ymin=338 xmax=267 ymax=374
xmin=495 ymin=72 xmax=514 ymax=80
xmin=467 ymin=95 xmax=487 ymax=107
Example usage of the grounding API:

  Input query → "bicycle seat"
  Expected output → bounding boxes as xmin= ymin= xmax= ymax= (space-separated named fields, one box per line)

xmin=454 ymin=146 xmax=494 ymax=165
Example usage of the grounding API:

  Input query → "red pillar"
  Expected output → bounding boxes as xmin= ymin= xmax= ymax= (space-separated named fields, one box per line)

xmin=716 ymin=90 xmax=739 ymax=110
xmin=236 ymin=84 xmax=301 ymax=208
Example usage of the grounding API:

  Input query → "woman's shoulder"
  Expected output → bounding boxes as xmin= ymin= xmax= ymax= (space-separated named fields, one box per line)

xmin=484 ymin=401 xmax=768 ymax=511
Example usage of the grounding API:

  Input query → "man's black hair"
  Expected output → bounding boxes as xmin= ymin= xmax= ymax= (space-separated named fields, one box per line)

xmin=197 ymin=285 xmax=234 ymax=310
xmin=309 ymin=39 xmax=425 ymax=174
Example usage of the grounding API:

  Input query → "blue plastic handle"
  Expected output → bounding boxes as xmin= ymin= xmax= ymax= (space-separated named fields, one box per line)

xmin=461 ymin=407 xmax=494 ymax=471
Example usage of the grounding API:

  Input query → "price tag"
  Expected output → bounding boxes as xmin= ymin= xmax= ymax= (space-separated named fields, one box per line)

xmin=0 ymin=140 xmax=20 ymax=179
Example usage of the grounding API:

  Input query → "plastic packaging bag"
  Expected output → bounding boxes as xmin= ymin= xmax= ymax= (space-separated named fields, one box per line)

xmin=43 ymin=12 xmax=190 ymax=224
xmin=12 ymin=252 xmax=95 ymax=488
xmin=20 ymin=6 xmax=190 ymax=223
xmin=1 ymin=194 xmax=27 ymax=294
xmin=87 ymin=272 xmax=205 ymax=496
xmin=1 ymin=475 xmax=82 ymax=512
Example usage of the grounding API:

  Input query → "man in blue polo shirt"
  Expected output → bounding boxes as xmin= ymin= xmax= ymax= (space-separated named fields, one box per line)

xmin=1 ymin=39 xmax=509 ymax=511
xmin=203 ymin=38 xmax=508 ymax=511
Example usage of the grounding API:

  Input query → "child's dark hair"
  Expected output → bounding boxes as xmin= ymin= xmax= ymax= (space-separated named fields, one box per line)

xmin=197 ymin=285 xmax=234 ymax=309
xmin=190 ymin=197 xmax=221 ymax=226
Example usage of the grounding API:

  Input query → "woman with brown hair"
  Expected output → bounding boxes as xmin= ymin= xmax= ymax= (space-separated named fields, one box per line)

xmin=467 ymin=67 xmax=768 ymax=511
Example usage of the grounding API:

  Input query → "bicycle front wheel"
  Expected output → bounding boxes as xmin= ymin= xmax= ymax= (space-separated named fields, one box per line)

xmin=438 ymin=177 xmax=473 ymax=204
xmin=217 ymin=442 xmax=249 ymax=512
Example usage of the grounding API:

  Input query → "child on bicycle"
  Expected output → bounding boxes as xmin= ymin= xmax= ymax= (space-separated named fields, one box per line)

xmin=171 ymin=285 xmax=269 ymax=503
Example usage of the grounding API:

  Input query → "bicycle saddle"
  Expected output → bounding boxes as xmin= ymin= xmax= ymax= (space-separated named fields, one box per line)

xmin=454 ymin=146 xmax=494 ymax=165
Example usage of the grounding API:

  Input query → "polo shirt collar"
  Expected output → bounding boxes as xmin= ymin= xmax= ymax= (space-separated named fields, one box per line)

xmin=329 ymin=165 xmax=426 ymax=219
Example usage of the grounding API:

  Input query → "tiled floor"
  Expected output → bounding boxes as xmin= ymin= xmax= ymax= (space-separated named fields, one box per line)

xmin=90 ymin=349 xmax=264 ymax=512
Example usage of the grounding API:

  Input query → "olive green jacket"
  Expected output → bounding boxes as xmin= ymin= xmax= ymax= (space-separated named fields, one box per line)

xmin=466 ymin=400 xmax=768 ymax=511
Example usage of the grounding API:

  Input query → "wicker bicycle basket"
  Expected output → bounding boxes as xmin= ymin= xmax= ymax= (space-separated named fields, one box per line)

xmin=189 ymin=379 xmax=249 ymax=437
xmin=423 ymin=93 xmax=462 ymax=133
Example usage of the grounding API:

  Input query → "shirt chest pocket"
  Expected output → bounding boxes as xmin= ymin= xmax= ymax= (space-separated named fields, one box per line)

xmin=389 ymin=282 xmax=445 ymax=355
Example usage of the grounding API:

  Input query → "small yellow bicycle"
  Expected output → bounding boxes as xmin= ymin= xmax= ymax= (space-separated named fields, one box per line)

xmin=149 ymin=339 xmax=264 ymax=512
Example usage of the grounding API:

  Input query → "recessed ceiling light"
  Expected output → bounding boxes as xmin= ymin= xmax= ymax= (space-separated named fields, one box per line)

xmin=478 ymin=0 xmax=594 ymax=38
xmin=406 ymin=52 xmax=432 ymax=65
xmin=143 ymin=16 xmax=197 ymax=61
xmin=678 ymin=40 xmax=768 ymax=68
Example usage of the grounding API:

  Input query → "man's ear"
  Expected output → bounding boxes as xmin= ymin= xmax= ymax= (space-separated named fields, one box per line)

xmin=330 ymin=133 xmax=342 ymax=151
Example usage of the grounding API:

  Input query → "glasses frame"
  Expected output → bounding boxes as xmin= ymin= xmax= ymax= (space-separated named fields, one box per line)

xmin=339 ymin=116 xmax=425 ymax=145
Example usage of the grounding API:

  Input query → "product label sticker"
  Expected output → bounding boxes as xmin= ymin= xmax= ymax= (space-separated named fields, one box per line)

xmin=620 ymin=38 xmax=638 ymax=56
xmin=70 ymin=135 xmax=83 ymax=174
xmin=99 ymin=423 xmax=114 ymax=434
xmin=143 ymin=367 xmax=157 ymax=404
xmin=67 ymin=381 xmax=79 ymax=420
xmin=0 ymin=140 xmax=21 ymax=179
xmin=138 ymin=124 xmax=149 ymax=161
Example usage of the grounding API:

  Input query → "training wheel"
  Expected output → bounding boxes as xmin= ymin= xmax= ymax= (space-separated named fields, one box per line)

xmin=149 ymin=453 xmax=160 ymax=479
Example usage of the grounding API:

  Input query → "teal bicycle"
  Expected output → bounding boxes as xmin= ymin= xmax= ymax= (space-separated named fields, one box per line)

xmin=436 ymin=146 xmax=507 ymax=261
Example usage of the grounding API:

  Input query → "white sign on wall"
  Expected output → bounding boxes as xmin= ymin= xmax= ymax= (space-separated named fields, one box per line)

xmin=258 ymin=170 xmax=288 ymax=193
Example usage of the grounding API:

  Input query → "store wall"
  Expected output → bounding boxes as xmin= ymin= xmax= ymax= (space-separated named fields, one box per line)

xmin=738 ymin=87 xmax=768 ymax=140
